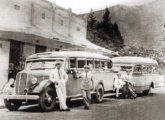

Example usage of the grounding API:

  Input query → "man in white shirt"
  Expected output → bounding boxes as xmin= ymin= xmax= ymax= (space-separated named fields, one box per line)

xmin=113 ymin=72 xmax=125 ymax=98
xmin=49 ymin=62 xmax=70 ymax=111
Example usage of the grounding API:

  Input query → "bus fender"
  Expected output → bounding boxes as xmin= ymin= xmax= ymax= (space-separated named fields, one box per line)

xmin=95 ymin=80 xmax=104 ymax=91
xmin=32 ymin=80 xmax=55 ymax=94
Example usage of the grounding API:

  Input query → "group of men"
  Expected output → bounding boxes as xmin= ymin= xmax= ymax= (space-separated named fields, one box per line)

xmin=113 ymin=70 xmax=137 ymax=99
xmin=49 ymin=62 xmax=137 ymax=112
xmin=49 ymin=62 xmax=94 ymax=111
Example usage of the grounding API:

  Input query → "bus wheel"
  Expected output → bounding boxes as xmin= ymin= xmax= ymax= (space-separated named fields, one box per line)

xmin=4 ymin=99 xmax=22 ymax=111
xmin=39 ymin=87 xmax=56 ymax=112
xmin=95 ymin=84 xmax=104 ymax=103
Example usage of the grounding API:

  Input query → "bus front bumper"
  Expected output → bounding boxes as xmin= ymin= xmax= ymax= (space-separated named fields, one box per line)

xmin=0 ymin=95 xmax=39 ymax=100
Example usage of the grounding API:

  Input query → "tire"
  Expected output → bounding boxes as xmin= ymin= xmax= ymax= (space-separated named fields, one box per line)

xmin=95 ymin=84 xmax=104 ymax=103
xmin=39 ymin=87 xmax=56 ymax=112
xmin=4 ymin=99 xmax=22 ymax=111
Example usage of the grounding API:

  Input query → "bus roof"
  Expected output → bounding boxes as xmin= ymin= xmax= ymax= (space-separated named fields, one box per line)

xmin=112 ymin=56 xmax=158 ymax=65
xmin=27 ymin=51 xmax=111 ymax=61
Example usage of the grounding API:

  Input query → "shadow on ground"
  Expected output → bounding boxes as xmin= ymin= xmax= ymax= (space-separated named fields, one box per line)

xmin=18 ymin=93 xmax=156 ymax=112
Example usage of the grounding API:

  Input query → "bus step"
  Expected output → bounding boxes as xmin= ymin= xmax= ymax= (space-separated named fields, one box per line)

xmin=71 ymin=97 xmax=83 ymax=101
xmin=104 ymin=93 xmax=121 ymax=97
xmin=71 ymin=93 xmax=121 ymax=101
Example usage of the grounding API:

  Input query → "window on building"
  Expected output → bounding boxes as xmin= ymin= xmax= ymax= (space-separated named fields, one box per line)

xmin=0 ymin=43 xmax=2 ymax=48
xmin=41 ymin=13 xmax=46 ymax=19
xmin=61 ymin=20 xmax=64 ymax=26
xmin=14 ymin=4 xmax=20 ymax=10
xmin=77 ymin=27 xmax=80 ymax=31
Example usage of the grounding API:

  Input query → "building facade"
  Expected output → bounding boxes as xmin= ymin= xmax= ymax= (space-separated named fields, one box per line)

xmin=0 ymin=0 xmax=114 ymax=91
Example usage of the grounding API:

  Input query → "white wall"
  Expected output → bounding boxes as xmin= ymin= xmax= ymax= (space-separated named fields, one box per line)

xmin=0 ymin=40 xmax=10 ymax=91
xmin=0 ymin=0 xmax=87 ymax=44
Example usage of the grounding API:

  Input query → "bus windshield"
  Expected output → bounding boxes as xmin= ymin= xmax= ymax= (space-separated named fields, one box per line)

xmin=26 ymin=59 xmax=65 ymax=70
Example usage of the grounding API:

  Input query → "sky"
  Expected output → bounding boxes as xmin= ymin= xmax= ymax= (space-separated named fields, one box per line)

xmin=48 ymin=0 xmax=155 ymax=14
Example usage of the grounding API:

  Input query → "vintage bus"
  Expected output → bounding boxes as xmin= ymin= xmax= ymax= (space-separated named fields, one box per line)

xmin=112 ymin=56 xmax=160 ymax=94
xmin=2 ymin=51 xmax=116 ymax=111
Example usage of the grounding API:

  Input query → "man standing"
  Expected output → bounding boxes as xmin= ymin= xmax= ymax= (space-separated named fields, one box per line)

xmin=49 ymin=62 xmax=70 ymax=111
xmin=113 ymin=72 xmax=125 ymax=98
xmin=81 ymin=65 xmax=94 ymax=110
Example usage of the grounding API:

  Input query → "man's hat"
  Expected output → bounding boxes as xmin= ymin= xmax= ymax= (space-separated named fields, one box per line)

xmin=84 ymin=65 xmax=90 ymax=69
xmin=55 ymin=62 xmax=62 ymax=66
xmin=117 ymin=71 xmax=122 ymax=75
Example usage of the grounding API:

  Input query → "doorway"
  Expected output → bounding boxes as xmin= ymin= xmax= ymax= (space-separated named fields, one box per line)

xmin=8 ymin=40 xmax=23 ymax=79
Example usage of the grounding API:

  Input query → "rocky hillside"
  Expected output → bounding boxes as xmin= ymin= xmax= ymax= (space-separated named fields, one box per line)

xmin=81 ymin=0 xmax=165 ymax=51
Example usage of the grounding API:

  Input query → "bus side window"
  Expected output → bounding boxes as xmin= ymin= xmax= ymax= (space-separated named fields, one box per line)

xmin=133 ymin=65 xmax=142 ymax=75
xmin=107 ymin=60 xmax=112 ymax=69
xmin=147 ymin=66 xmax=152 ymax=73
xmin=153 ymin=65 xmax=158 ymax=73
xmin=87 ymin=59 xmax=94 ymax=68
xmin=101 ymin=61 xmax=106 ymax=68
xmin=70 ymin=58 xmax=76 ymax=68
xmin=78 ymin=59 xmax=86 ymax=68
xmin=94 ymin=60 xmax=100 ymax=69
xmin=142 ymin=66 xmax=148 ymax=74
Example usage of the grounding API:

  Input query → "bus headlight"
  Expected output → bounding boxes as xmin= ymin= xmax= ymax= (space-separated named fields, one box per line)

xmin=8 ymin=78 xmax=15 ymax=87
xmin=31 ymin=77 xmax=38 ymax=85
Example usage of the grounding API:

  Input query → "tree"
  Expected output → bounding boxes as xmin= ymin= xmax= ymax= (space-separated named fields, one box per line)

xmin=86 ymin=7 xmax=125 ymax=52
xmin=102 ymin=8 xmax=113 ymax=34
xmin=87 ymin=9 xmax=97 ymax=31
xmin=113 ymin=22 xmax=124 ymax=49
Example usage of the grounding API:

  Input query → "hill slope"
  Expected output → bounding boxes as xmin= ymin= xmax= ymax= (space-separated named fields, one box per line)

xmin=82 ymin=0 xmax=165 ymax=50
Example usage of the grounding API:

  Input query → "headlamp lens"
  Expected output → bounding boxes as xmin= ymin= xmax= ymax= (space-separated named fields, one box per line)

xmin=9 ymin=78 xmax=15 ymax=86
xmin=31 ymin=77 xmax=38 ymax=85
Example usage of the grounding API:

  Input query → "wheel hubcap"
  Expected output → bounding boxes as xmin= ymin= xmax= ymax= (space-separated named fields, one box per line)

xmin=45 ymin=93 xmax=53 ymax=105
xmin=98 ymin=89 xmax=103 ymax=100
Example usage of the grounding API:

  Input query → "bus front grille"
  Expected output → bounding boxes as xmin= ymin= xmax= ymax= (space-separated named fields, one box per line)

xmin=16 ymin=72 xmax=28 ymax=95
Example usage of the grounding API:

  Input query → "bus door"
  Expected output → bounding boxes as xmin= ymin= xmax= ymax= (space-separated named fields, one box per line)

xmin=151 ymin=65 xmax=160 ymax=88
xmin=144 ymin=65 xmax=159 ymax=88
xmin=144 ymin=65 xmax=153 ymax=87
xmin=132 ymin=65 xmax=145 ymax=92
xmin=142 ymin=65 xmax=150 ymax=87
xmin=100 ymin=60 xmax=112 ymax=91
